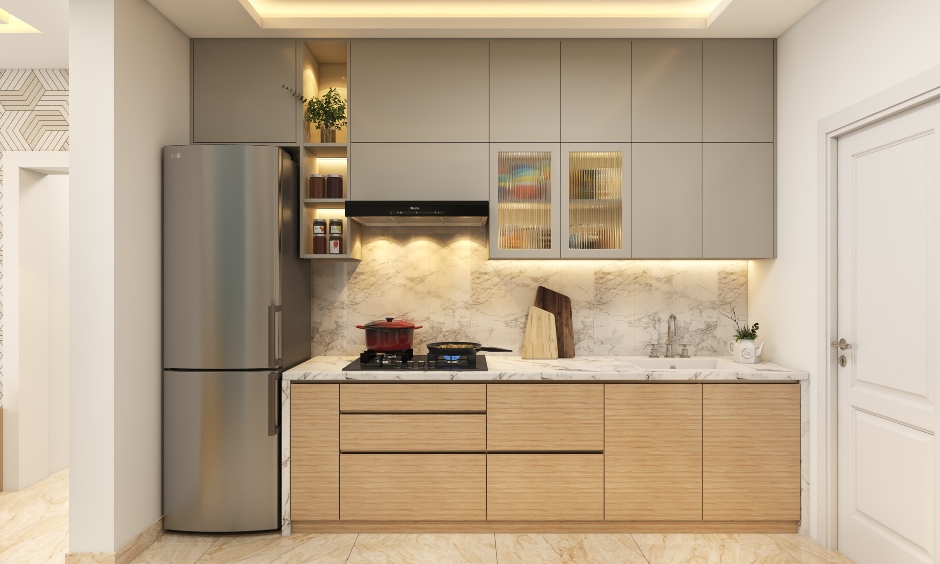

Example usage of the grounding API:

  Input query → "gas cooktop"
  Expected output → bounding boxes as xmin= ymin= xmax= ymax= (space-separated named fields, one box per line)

xmin=342 ymin=350 xmax=489 ymax=371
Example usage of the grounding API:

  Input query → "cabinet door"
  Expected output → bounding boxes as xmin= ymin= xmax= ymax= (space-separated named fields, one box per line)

xmin=703 ymin=384 xmax=801 ymax=521
xmin=349 ymin=143 xmax=488 ymax=200
xmin=193 ymin=40 xmax=297 ymax=143
xmin=632 ymin=143 xmax=702 ymax=258
xmin=703 ymin=40 xmax=774 ymax=142
xmin=291 ymin=384 xmax=339 ymax=521
xmin=605 ymin=384 xmax=703 ymax=521
xmin=340 ymin=454 xmax=486 ymax=520
xmin=489 ymin=143 xmax=561 ymax=259
xmin=632 ymin=41 xmax=702 ymax=142
xmin=561 ymin=40 xmax=631 ymax=143
xmin=349 ymin=40 xmax=489 ymax=142
xmin=490 ymin=41 xmax=561 ymax=142
xmin=703 ymin=143 xmax=774 ymax=258
xmin=561 ymin=143 xmax=631 ymax=258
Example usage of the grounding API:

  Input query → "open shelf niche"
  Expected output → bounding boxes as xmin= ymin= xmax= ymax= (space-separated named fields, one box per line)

xmin=298 ymin=40 xmax=360 ymax=260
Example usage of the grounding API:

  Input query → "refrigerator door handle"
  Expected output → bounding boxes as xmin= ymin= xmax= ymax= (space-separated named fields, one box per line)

xmin=268 ymin=371 xmax=280 ymax=436
xmin=268 ymin=305 xmax=283 ymax=368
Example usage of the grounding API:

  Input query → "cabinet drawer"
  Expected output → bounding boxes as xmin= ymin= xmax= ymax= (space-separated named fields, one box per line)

xmin=340 ymin=414 xmax=485 ymax=452
xmin=487 ymin=454 xmax=604 ymax=520
xmin=340 ymin=454 xmax=486 ymax=520
xmin=487 ymin=384 xmax=603 ymax=451
xmin=340 ymin=384 xmax=486 ymax=413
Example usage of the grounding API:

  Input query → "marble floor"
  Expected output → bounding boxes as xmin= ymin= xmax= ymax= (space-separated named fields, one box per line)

xmin=1 ymin=470 xmax=854 ymax=564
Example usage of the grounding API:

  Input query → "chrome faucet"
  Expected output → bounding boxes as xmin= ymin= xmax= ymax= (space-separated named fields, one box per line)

xmin=665 ymin=314 xmax=679 ymax=358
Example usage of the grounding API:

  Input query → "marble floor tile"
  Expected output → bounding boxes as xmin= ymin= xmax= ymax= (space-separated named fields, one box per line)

xmin=346 ymin=534 xmax=497 ymax=564
xmin=194 ymin=532 xmax=356 ymax=564
xmin=495 ymin=534 xmax=648 ymax=564
xmin=633 ymin=533 xmax=801 ymax=564
xmin=130 ymin=533 xmax=219 ymax=564
xmin=770 ymin=534 xmax=855 ymax=564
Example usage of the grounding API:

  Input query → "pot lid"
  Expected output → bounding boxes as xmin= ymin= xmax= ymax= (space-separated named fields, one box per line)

xmin=362 ymin=317 xmax=418 ymax=329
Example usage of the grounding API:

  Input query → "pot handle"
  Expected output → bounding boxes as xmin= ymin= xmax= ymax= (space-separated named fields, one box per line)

xmin=413 ymin=326 xmax=423 ymax=329
xmin=477 ymin=347 xmax=512 ymax=352
xmin=356 ymin=325 xmax=365 ymax=329
xmin=728 ymin=340 xmax=735 ymax=354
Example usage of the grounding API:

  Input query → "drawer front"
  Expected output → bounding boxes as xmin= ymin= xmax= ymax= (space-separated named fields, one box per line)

xmin=340 ymin=414 xmax=486 ymax=452
xmin=487 ymin=384 xmax=604 ymax=451
xmin=487 ymin=454 xmax=604 ymax=521
xmin=340 ymin=384 xmax=486 ymax=412
xmin=340 ymin=454 xmax=486 ymax=520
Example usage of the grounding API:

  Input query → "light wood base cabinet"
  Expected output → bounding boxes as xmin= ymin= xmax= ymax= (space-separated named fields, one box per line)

xmin=605 ymin=384 xmax=703 ymax=520
xmin=703 ymin=384 xmax=801 ymax=521
xmin=290 ymin=382 xmax=800 ymax=529
xmin=487 ymin=455 xmax=604 ymax=521
xmin=340 ymin=454 xmax=486 ymax=521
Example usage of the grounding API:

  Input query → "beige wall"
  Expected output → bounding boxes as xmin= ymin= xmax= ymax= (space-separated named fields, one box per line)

xmin=753 ymin=0 xmax=940 ymax=544
xmin=70 ymin=0 xmax=190 ymax=553
xmin=0 ymin=69 xmax=70 ymax=409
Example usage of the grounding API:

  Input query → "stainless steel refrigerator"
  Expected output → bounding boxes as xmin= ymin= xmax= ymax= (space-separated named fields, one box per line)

xmin=162 ymin=144 xmax=310 ymax=532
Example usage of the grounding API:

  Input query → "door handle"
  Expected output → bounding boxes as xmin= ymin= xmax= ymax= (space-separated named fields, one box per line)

xmin=268 ymin=305 xmax=283 ymax=368
xmin=268 ymin=371 xmax=280 ymax=436
xmin=831 ymin=338 xmax=852 ymax=350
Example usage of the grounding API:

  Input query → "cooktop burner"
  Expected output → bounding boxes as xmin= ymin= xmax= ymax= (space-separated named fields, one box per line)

xmin=343 ymin=351 xmax=489 ymax=371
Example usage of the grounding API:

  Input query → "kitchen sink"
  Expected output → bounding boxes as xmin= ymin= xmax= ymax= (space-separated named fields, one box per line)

xmin=626 ymin=358 xmax=753 ymax=370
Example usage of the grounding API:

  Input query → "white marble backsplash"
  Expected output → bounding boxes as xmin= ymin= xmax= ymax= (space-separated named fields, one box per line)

xmin=312 ymin=226 xmax=748 ymax=357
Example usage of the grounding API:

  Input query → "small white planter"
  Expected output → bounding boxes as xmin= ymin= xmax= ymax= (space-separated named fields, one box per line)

xmin=729 ymin=339 xmax=765 ymax=364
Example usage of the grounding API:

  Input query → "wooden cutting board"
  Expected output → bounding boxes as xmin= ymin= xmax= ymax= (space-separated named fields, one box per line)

xmin=520 ymin=306 xmax=558 ymax=360
xmin=535 ymin=286 xmax=575 ymax=358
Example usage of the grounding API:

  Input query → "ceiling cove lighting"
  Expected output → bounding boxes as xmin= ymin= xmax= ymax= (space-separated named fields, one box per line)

xmin=0 ymin=7 xmax=40 ymax=33
xmin=238 ymin=0 xmax=733 ymax=29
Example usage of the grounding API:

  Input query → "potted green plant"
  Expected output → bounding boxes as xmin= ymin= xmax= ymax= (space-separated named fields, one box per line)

xmin=721 ymin=307 xmax=764 ymax=364
xmin=305 ymin=87 xmax=348 ymax=143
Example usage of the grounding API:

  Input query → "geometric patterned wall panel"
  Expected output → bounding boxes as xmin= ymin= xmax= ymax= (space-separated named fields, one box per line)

xmin=0 ymin=68 xmax=69 ymax=406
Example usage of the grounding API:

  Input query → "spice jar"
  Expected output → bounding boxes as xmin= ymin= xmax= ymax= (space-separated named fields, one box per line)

xmin=328 ymin=233 xmax=344 ymax=254
xmin=307 ymin=174 xmax=326 ymax=199
xmin=326 ymin=174 xmax=344 ymax=199
xmin=328 ymin=219 xmax=343 ymax=236
xmin=312 ymin=219 xmax=327 ymax=254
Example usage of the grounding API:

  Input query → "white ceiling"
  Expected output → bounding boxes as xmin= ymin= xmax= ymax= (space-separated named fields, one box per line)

xmin=0 ymin=0 xmax=68 ymax=68
xmin=0 ymin=0 xmax=829 ymax=69
xmin=147 ymin=0 xmax=826 ymax=38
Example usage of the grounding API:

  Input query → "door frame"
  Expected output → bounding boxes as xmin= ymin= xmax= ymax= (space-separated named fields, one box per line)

xmin=816 ymin=64 xmax=940 ymax=550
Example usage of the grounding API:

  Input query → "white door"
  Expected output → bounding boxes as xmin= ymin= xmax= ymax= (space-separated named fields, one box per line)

xmin=837 ymin=98 xmax=940 ymax=563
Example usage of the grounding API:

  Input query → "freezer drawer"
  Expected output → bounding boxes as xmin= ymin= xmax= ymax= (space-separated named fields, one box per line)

xmin=163 ymin=370 xmax=279 ymax=532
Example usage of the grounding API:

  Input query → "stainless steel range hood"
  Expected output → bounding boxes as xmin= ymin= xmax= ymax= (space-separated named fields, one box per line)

xmin=345 ymin=201 xmax=488 ymax=227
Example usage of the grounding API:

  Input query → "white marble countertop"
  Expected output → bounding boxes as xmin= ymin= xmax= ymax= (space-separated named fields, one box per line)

xmin=283 ymin=355 xmax=807 ymax=382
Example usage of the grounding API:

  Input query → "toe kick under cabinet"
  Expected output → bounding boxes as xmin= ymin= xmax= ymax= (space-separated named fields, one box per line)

xmin=289 ymin=382 xmax=800 ymax=533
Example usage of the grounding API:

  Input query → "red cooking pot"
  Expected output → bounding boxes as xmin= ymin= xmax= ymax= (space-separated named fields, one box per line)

xmin=356 ymin=318 xmax=423 ymax=352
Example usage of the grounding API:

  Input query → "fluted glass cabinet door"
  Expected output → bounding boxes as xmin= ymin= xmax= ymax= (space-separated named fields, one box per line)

xmin=489 ymin=143 xmax=561 ymax=259
xmin=561 ymin=143 xmax=631 ymax=258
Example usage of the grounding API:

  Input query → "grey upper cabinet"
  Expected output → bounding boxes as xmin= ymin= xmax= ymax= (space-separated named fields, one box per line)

xmin=632 ymin=41 xmax=703 ymax=143
xmin=350 ymin=143 xmax=489 ymax=201
xmin=632 ymin=144 xmax=703 ymax=259
xmin=561 ymin=41 xmax=631 ymax=143
xmin=350 ymin=40 xmax=489 ymax=142
xmin=490 ymin=41 xmax=561 ymax=142
xmin=193 ymin=40 xmax=298 ymax=144
xmin=703 ymin=41 xmax=774 ymax=142
xmin=703 ymin=143 xmax=774 ymax=258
